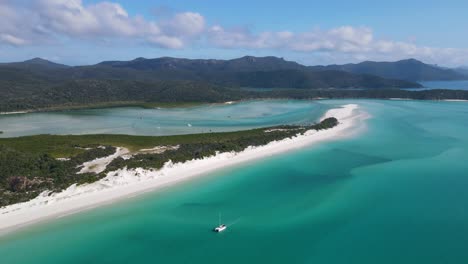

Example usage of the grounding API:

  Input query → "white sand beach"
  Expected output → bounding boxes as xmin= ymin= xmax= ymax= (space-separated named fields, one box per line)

xmin=0 ymin=111 xmax=29 ymax=115
xmin=443 ymin=99 xmax=468 ymax=102
xmin=388 ymin=98 xmax=411 ymax=101
xmin=0 ymin=104 xmax=369 ymax=234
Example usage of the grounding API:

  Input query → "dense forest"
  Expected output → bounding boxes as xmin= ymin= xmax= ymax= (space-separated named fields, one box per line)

xmin=0 ymin=56 xmax=433 ymax=112
xmin=0 ymin=145 xmax=116 ymax=206
xmin=2 ymin=57 xmax=468 ymax=112
xmin=1 ymin=78 xmax=467 ymax=112
xmin=4 ymin=55 xmax=468 ymax=112
xmin=0 ymin=118 xmax=337 ymax=206
xmin=0 ymin=56 xmax=424 ymax=88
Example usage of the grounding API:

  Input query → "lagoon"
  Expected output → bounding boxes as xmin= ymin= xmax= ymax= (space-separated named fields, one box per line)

xmin=0 ymin=100 xmax=330 ymax=138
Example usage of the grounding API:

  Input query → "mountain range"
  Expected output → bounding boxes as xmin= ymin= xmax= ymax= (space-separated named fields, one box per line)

xmin=1 ymin=56 xmax=467 ymax=112
xmin=2 ymin=56 xmax=465 ymax=86
xmin=0 ymin=56 xmax=424 ymax=89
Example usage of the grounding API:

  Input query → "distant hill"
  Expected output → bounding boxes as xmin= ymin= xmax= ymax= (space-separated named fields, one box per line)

xmin=455 ymin=66 xmax=468 ymax=76
xmin=98 ymin=56 xmax=305 ymax=72
xmin=0 ymin=56 xmax=430 ymax=112
xmin=310 ymin=59 xmax=467 ymax=81
xmin=1 ymin=58 xmax=69 ymax=69
xmin=0 ymin=56 xmax=421 ymax=89
xmin=93 ymin=56 xmax=420 ymax=88
xmin=224 ymin=69 xmax=417 ymax=89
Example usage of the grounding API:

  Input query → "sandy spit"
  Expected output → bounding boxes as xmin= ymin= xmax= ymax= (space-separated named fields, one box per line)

xmin=0 ymin=104 xmax=369 ymax=235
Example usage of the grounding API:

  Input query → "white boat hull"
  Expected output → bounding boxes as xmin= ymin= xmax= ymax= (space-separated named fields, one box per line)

xmin=214 ymin=225 xmax=227 ymax=232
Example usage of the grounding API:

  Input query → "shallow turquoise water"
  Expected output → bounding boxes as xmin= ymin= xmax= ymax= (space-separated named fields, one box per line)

xmin=0 ymin=100 xmax=330 ymax=138
xmin=1 ymin=100 xmax=468 ymax=263
xmin=407 ymin=80 xmax=468 ymax=90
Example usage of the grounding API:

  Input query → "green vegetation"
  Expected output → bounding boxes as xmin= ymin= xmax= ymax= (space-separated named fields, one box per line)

xmin=0 ymin=118 xmax=337 ymax=207
xmin=107 ymin=118 xmax=338 ymax=172
xmin=2 ymin=77 xmax=468 ymax=113
xmin=0 ymin=56 xmax=427 ymax=112
xmin=0 ymin=145 xmax=115 ymax=206
xmin=0 ymin=56 xmax=467 ymax=113
xmin=0 ymin=79 xmax=242 ymax=112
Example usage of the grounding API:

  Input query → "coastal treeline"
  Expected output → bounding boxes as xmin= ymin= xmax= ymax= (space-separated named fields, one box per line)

xmin=0 ymin=145 xmax=115 ymax=206
xmin=257 ymin=88 xmax=468 ymax=101
xmin=0 ymin=118 xmax=337 ymax=207
xmin=2 ymin=77 xmax=468 ymax=112
xmin=107 ymin=118 xmax=338 ymax=172
xmin=0 ymin=79 xmax=243 ymax=112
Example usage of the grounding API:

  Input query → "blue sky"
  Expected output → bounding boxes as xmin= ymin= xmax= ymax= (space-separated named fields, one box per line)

xmin=101 ymin=0 xmax=467 ymax=46
xmin=1 ymin=0 xmax=467 ymax=66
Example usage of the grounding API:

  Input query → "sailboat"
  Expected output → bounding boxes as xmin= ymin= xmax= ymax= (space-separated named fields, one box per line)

xmin=213 ymin=213 xmax=227 ymax=232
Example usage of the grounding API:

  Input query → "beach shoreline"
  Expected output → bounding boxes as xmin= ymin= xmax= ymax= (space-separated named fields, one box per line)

xmin=442 ymin=99 xmax=468 ymax=102
xmin=0 ymin=104 xmax=369 ymax=235
xmin=0 ymin=111 xmax=29 ymax=115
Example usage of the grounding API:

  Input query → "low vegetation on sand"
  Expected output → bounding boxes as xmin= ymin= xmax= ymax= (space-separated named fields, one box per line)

xmin=0 ymin=118 xmax=337 ymax=207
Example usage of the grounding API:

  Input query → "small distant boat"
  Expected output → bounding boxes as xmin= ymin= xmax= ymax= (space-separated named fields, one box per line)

xmin=213 ymin=213 xmax=227 ymax=233
xmin=187 ymin=123 xmax=192 ymax=127
xmin=214 ymin=224 xmax=227 ymax=233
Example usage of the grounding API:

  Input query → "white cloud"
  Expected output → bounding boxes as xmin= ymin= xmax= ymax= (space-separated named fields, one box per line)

xmin=207 ymin=25 xmax=468 ymax=66
xmin=207 ymin=25 xmax=375 ymax=53
xmin=0 ymin=3 xmax=37 ymax=46
xmin=0 ymin=0 xmax=467 ymax=65
xmin=163 ymin=12 xmax=206 ymax=36
xmin=0 ymin=0 xmax=206 ymax=49
xmin=147 ymin=35 xmax=184 ymax=49
xmin=0 ymin=34 xmax=26 ymax=46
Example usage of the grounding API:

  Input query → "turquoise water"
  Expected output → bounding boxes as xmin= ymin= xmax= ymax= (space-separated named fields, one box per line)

xmin=2 ymin=100 xmax=468 ymax=263
xmin=0 ymin=100 xmax=330 ymax=138
xmin=421 ymin=80 xmax=468 ymax=90
xmin=406 ymin=80 xmax=468 ymax=90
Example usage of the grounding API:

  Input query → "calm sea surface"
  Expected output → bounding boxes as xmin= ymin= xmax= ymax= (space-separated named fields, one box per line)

xmin=1 ymin=99 xmax=468 ymax=263
xmin=407 ymin=80 xmax=468 ymax=90
xmin=0 ymin=100 xmax=330 ymax=138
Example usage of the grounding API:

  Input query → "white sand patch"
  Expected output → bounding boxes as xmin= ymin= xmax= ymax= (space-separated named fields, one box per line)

xmin=121 ymin=145 xmax=179 ymax=160
xmin=264 ymin=128 xmax=290 ymax=133
xmin=77 ymin=147 xmax=129 ymax=174
xmin=0 ymin=104 xmax=369 ymax=234
xmin=388 ymin=98 xmax=411 ymax=100
xmin=138 ymin=145 xmax=179 ymax=154
xmin=0 ymin=111 xmax=28 ymax=115
xmin=75 ymin=147 xmax=92 ymax=150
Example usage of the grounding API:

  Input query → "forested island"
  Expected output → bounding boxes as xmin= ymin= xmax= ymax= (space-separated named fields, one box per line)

xmin=2 ymin=56 xmax=468 ymax=112
xmin=2 ymin=82 xmax=467 ymax=113
xmin=0 ymin=117 xmax=337 ymax=207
